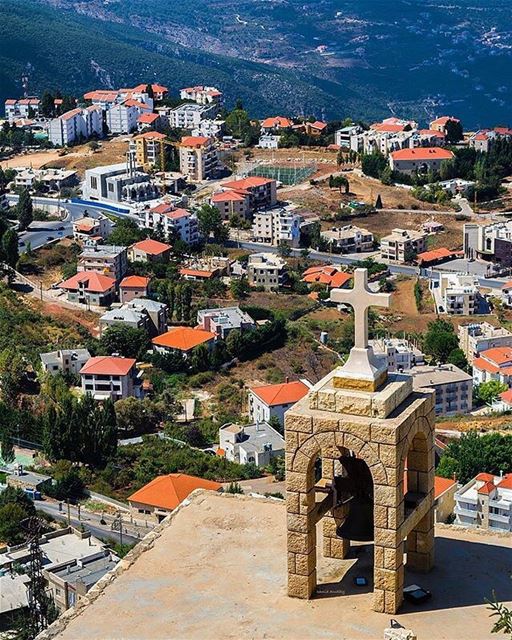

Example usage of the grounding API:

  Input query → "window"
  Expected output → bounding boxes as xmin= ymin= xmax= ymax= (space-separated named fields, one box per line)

xmin=90 ymin=177 xmax=98 ymax=190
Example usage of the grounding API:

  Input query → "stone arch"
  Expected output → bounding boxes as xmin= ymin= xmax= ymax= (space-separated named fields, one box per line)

xmin=399 ymin=415 xmax=434 ymax=494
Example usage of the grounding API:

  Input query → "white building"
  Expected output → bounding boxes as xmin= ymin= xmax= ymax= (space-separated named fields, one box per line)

xmin=219 ymin=421 xmax=285 ymax=467
xmin=334 ymin=125 xmax=362 ymax=148
xmin=48 ymin=106 xmax=103 ymax=146
xmin=144 ymin=203 xmax=200 ymax=245
xmin=247 ymin=252 xmax=287 ymax=291
xmin=252 ymin=207 xmax=301 ymax=248
xmin=410 ymin=364 xmax=473 ymax=416
xmin=82 ymin=160 xmax=159 ymax=204
xmin=380 ymin=228 xmax=427 ymax=263
xmin=458 ymin=322 xmax=512 ymax=362
xmin=14 ymin=167 xmax=78 ymax=191
xmin=191 ymin=119 xmax=225 ymax=139
xmin=105 ymin=102 xmax=141 ymax=134
xmin=389 ymin=148 xmax=455 ymax=175
xmin=437 ymin=273 xmax=478 ymax=315
xmin=179 ymin=86 xmax=223 ymax=106
xmin=455 ymin=473 xmax=512 ymax=532
xmin=472 ymin=346 xmax=512 ymax=387
xmin=4 ymin=97 xmax=40 ymax=122
xmin=40 ymin=349 xmax=91 ymax=376
xmin=80 ymin=356 xmax=142 ymax=401
xmin=248 ymin=379 xmax=312 ymax=426
xmin=321 ymin=225 xmax=374 ymax=254
xmin=179 ymin=136 xmax=218 ymax=181
xmin=197 ymin=306 xmax=255 ymax=339
xmin=168 ymin=103 xmax=217 ymax=130
xmin=258 ymin=135 xmax=280 ymax=149
xmin=77 ymin=244 xmax=128 ymax=282
xmin=369 ymin=338 xmax=424 ymax=372
xmin=73 ymin=214 xmax=112 ymax=243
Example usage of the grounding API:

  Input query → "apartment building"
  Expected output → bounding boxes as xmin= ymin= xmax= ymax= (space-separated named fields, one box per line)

xmin=410 ymin=364 xmax=473 ymax=416
xmin=437 ymin=273 xmax=478 ymax=315
xmin=83 ymin=161 xmax=159 ymax=204
xmin=219 ymin=421 xmax=285 ymax=467
xmin=469 ymin=128 xmax=512 ymax=153
xmin=473 ymin=346 xmax=512 ymax=387
xmin=465 ymin=220 xmax=512 ymax=268
xmin=248 ymin=379 xmax=312 ymax=426
xmin=369 ymin=338 xmax=425 ymax=372
xmin=99 ymin=307 xmax=151 ymax=336
xmin=128 ymin=238 xmax=172 ymax=263
xmin=211 ymin=190 xmax=250 ymax=220
xmin=14 ymin=167 xmax=78 ymax=191
xmin=191 ymin=119 xmax=225 ymax=139
xmin=59 ymin=271 xmax=116 ymax=307
xmin=179 ymin=136 xmax=218 ymax=181
xmin=429 ymin=116 xmax=461 ymax=135
xmin=252 ymin=207 xmax=301 ymax=247
xmin=458 ymin=322 xmax=512 ymax=362
xmin=80 ymin=356 xmax=142 ymax=401
xmin=130 ymin=131 xmax=167 ymax=169
xmin=197 ymin=306 xmax=256 ymax=339
xmin=247 ymin=252 xmax=287 ymax=291
xmin=144 ymin=203 xmax=200 ymax=244
xmin=40 ymin=349 xmax=91 ymax=376
xmin=334 ymin=125 xmax=363 ymax=148
xmin=105 ymin=102 xmax=140 ymax=134
xmin=389 ymin=147 xmax=454 ymax=175
xmin=78 ymin=245 xmax=128 ymax=282
xmin=380 ymin=228 xmax=427 ymax=263
xmin=168 ymin=103 xmax=217 ymax=129
xmin=4 ymin=97 xmax=40 ymax=122
xmin=455 ymin=473 xmax=512 ymax=532
xmin=212 ymin=176 xmax=277 ymax=219
xmin=127 ymin=298 xmax=168 ymax=335
xmin=321 ymin=225 xmax=374 ymax=254
xmin=72 ymin=214 xmax=111 ymax=243
xmin=48 ymin=106 xmax=103 ymax=146
xmin=137 ymin=112 xmax=161 ymax=132
xmin=179 ymin=86 xmax=223 ymax=106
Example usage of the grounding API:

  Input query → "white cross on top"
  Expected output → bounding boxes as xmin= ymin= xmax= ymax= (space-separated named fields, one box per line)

xmin=330 ymin=268 xmax=391 ymax=350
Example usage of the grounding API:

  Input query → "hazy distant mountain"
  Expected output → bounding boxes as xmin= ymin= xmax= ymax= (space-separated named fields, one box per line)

xmin=2 ymin=0 xmax=511 ymax=127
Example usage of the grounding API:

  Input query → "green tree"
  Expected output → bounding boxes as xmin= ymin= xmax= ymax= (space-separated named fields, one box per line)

xmin=196 ymin=204 xmax=225 ymax=242
xmin=99 ymin=325 xmax=150 ymax=359
xmin=108 ymin=219 xmax=145 ymax=246
xmin=1 ymin=228 xmax=19 ymax=268
xmin=115 ymin=397 xmax=163 ymax=434
xmin=0 ymin=487 xmax=36 ymax=545
xmin=445 ymin=119 xmax=464 ymax=144
xmin=230 ymin=277 xmax=250 ymax=300
xmin=423 ymin=319 xmax=458 ymax=363
xmin=17 ymin=189 xmax=33 ymax=231
xmin=477 ymin=380 xmax=508 ymax=406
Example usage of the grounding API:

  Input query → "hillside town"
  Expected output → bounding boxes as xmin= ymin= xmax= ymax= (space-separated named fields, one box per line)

xmin=0 ymin=81 xmax=511 ymax=640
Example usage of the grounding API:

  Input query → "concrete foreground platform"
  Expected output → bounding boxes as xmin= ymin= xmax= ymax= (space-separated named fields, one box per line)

xmin=41 ymin=492 xmax=512 ymax=640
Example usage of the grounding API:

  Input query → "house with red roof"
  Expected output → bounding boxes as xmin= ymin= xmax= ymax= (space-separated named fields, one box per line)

xmin=144 ymin=204 xmax=200 ymax=245
xmin=469 ymin=128 xmax=512 ymax=153
xmin=179 ymin=136 xmax=218 ymax=181
xmin=128 ymin=239 xmax=172 ymax=263
xmin=128 ymin=473 xmax=222 ymax=523
xmin=248 ymin=379 xmax=312 ymax=426
xmin=137 ymin=112 xmax=161 ymax=132
xmin=152 ymin=326 xmax=216 ymax=357
xmin=4 ymin=98 xmax=40 ymax=123
xmin=80 ymin=356 xmax=142 ymax=401
xmin=302 ymin=265 xmax=352 ymax=290
xmin=179 ymin=86 xmax=223 ymax=106
xmin=217 ymin=176 xmax=277 ymax=214
xmin=60 ymin=271 xmax=116 ymax=307
xmin=260 ymin=117 xmax=293 ymax=132
xmin=433 ymin=476 xmax=458 ymax=523
xmin=131 ymin=83 xmax=169 ymax=100
xmin=455 ymin=472 xmax=512 ymax=531
xmin=119 ymin=275 xmax=151 ymax=304
xmin=389 ymin=147 xmax=454 ymax=175
xmin=473 ymin=346 xmax=512 ymax=387
xmin=429 ymin=116 xmax=461 ymax=135
xmin=416 ymin=247 xmax=461 ymax=267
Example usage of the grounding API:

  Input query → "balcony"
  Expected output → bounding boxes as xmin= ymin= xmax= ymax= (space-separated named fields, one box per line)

xmin=455 ymin=504 xmax=478 ymax=518
xmin=489 ymin=512 xmax=510 ymax=525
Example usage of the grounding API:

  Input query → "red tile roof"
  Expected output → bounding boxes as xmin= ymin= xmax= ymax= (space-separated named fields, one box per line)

xmin=501 ymin=280 xmax=512 ymax=290
xmin=5 ymin=99 xmax=17 ymax=105
xmin=222 ymin=176 xmax=274 ymax=190
xmin=416 ymin=247 xmax=459 ymax=263
xmin=434 ymin=476 xmax=457 ymax=499
xmin=477 ymin=480 xmax=496 ymax=495
xmin=419 ymin=129 xmax=446 ymax=138
xmin=391 ymin=148 xmax=454 ymax=161
xmin=84 ymin=90 xmax=119 ymax=102
xmin=136 ymin=130 xmax=166 ymax=140
xmin=120 ymin=275 xmax=151 ymax=289
xmin=128 ymin=473 xmax=221 ymax=511
xmin=430 ymin=116 xmax=460 ymax=126
xmin=180 ymin=136 xmax=210 ymax=147
xmin=124 ymin=98 xmax=148 ymax=109
xmin=152 ymin=327 xmax=215 ymax=351
xmin=497 ymin=474 xmax=512 ymax=490
xmin=131 ymin=238 xmax=171 ymax=255
xmin=131 ymin=83 xmax=168 ymax=94
xmin=250 ymin=380 xmax=310 ymax=407
xmin=60 ymin=271 xmax=115 ymax=293
xmin=80 ymin=356 xmax=136 ymax=376
xmin=310 ymin=120 xmax=327 ymax=130
xmin=261 ymin=116 xmax=292 ymax=129
xmin=476 ymin=472 xmax=496 ymax=482
xmin=372 ymin=123 xmax=408 ymax=133
xmin=212 ymin=190 xmax=246 ymax=203
xmin=499 ymin=388 xmax=512 ymax=406
xmin=179 ymin=268 xmax=215 ymax=279
xmin=138 ymin=113 xmax=160 ymax=124
xmin=479 ymin=346 xmax=512 ymax=366
xmin=302 ymin=265 xmax=352 ymax=289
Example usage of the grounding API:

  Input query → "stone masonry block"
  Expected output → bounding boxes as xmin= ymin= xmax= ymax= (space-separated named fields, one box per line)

xmin=407 ymin=450 xmax=429 ymax=472
xmin=295 ymin=550 xmax=316 ymax=576
xmin=287 ymin=552 xmax=296 ymax=573
xmin=286 ymin=491 xmax=300 ymax=514
xmin=375 ymin=527 xmax=399 ymax=549
xmin=384 ymin=589 xmax=403 ymax=614
xmin=374 ymin=484 xmax=402 ymax=508
xmin=285 ymin=430 xmax=299 ymax=452
xmin=373 ymin=588 xmax=385 ymax=613
xmin=369 ymin=462 xmax=388 ymax=485
xmin=374 ymin=545 xmax=384 ymax=569
xmin=298 ymin=435 xmax=319 ymax=458
xmin=287 ymin=513 xmax=309 ymax=534
xmin=374 ymin=505 xmax=388 ymax=529
xmin=384 ymin=546 xmax=404 ymax=571
xmin=288 ymin=571 xmax=316 ymax=599
xmin=286 ymin=413 xmax=313 ymax=434
xmin=339 ymin=419 xmax=370 ymax=441
xmin=330 ymin=537 xmax=349 ymax=559
xmin=323 ymin=518 xmax=338 ymax=538
xmin=286 ymin=471 xmax=309 ymax=493
xmin=316 ymin=390 xmax=337 ymax=412
xmin=387 ymin=505 xmax=403 ymax=530
xmin=292 ymin=451 xmax=311 ymax=474
xmin=288 ymin=531 xmax=315 ymax=555
xmin=379 ymin=444 xmax=401 ymax=468
xmin=371 ymin=423 xmax=399 ymax=445
xmin=375 ymin=567 xmax=403 ymax=592
xmin=323 ymin=537 xmax=331 ymax=557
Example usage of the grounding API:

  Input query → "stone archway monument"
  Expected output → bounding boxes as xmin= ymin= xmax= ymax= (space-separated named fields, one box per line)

xmin=285 ymin=268 xmax=436 ymax=614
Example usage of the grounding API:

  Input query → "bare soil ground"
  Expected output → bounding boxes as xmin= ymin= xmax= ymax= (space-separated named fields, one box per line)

xmin=1 ymin=149 xmax=77 ymax=169
xmin=44 ymin=138 xmax=128 ymax=176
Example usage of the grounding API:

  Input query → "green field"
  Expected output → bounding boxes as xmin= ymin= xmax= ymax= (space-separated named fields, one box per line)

xmin=248 ymin=164 xmax=317 ymax=185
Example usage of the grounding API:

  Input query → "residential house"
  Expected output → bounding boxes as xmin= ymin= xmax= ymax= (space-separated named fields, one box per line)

xmin=128 ymin=473 xmax=222 ymax=523
xmin=380 ymin=228 xmax=427 ymax=263
xmin=60 ymin=271 xmax=116 ymax=307
xmin=72 ymin=215 xmax=111 ymax=243
xmin=4 ymin=97 xmax=40 ymax=122
xmin=416 ymin=247 xmax=460 ymax=267
xmin=302 ymin=265 xmax=352 ymax=290
xmin=469 ymin=128 xmax=512 ymax=153
xmin=197 ymin=306 xmax=256 ymax=339
xmin=458 ymin=322 xmax=512 ymax=362
xmin=191 ymin=118 xmax=225 ymax=139
xmin=389 ymin=148 xmax=454 ymax=175
xmin=473 ymin=346 xmax=512 ymax=387
xmin=131 ymin=83 xmax=168 ymax=101
xmin=410 ymin=364 xmax=473 ymax=416
xmin=99 ymin=307 xmax=151 ymax=336
xmin=437 ymin=273 xmax=478 ymax=315
xmin=247 ymin=253 xmax=287 ymax=291
xmin=434 ymin=476 xmax=458 ymax=523
xmin=152 ymin=326 xmax=216 ymax=356
xmin=217 ymin=176 xmax=277 ymax=213
xmin=369 ymin=338 xmax=425 ymax=372
xmin=252 ymin=207 xmax=301 ymax=247
xmin=260 ymin=117 xmax=292 ymax=133
xmin=179 ymin=136 xmax=218 ymax=181
xmin=119 ymin=275 xmax=151 ymax=303
xmin=429 ymin=116 xmax=461 ymax=135
xmin=14 ymin=167 xmax=78 ymax=192
xmin=219 ymin=421 xmax=285 ymax=467
xmin=179 ymin=86 xmax=223 ymax=106
xmin=211 ymin=190 xmax=250 ymax=220
xmin=258 ymin=134 xmax=281 ymax=149
xmin=144 ymin=204 xmax=200 ymax=244
xmin=78 ymin=245 xmax=128 ymax=282
xmin=40 ymin=349 xmax=91 ymax=376
xmin=455 ymin=472 xmax=512 ymax=532
xmin=130 ymin=131 xmax=167 ymax=169
xmin=321 ymin=225 xmax=374 ymax=254
xmin=128 ymin=238 xmax=172 ymax=263
xmin=137 ymin=112 xmax=161 ymax=132
xmin=80 ymin=356 xmax=142 ymax=400
xmin=466 ymin=220 xmax=512 ymax=268
xmin=334 ymin=125 xmax=363 ymax=148
xmin=127 ymin=298 xmax=168 ymax=335
xmin=48 ymin=106 xmax=103 ymax=146
xmin=248 ymin=379 xmax=312 ymax=426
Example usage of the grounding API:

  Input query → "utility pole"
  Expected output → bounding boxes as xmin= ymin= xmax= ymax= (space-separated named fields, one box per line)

xmin=21 ymin=517 xmax=52 ymax=638
xmin=66 ymin=499 xmax=71 ymax=525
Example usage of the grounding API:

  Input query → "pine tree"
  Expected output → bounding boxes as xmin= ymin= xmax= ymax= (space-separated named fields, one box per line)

xmin=17 ymin=189 xmax=33 ymax=231
xmin=1 ymin=229 xmax=19 ymax=268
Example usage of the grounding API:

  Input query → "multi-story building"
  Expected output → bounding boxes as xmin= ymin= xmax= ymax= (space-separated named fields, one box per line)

xmin=83 ymin=160 xmax=158 ymax=204
xmin=78 ymin=245 xmax=128 ymax=282
xmin=502 ymin=281 xmax=512 ymax=307
xmin=99 ymin=307 xmax=151 ymax=336
xmin=465 ymin=220 xmax=512 ymax=268
xmin=4 ymin=97 xmax=40 ymax=122
xmin=40 ymin=349 xmax=91 ymax=376
xmin=72 ymin=214 xmax=111 ymax=243
xmin=410 ymin=364 xmax=473 ymax=416
xmin=369 ymin=338 xmax=425 ymax=372
xmin=472 ymin=346 xmax=512 ymax=387
xmin=260 ymin=117 xmax=293 ymax=133
xmin=218 ymin=176 xmax=277 ymax=212
xmin=105 ymin=102 xmax=140 ymax=134
xmin=211 ymin=190 xmax=250 ymax=220
xmin=321 ymin=225 xmax=374 ymax=254
xmin=429 ymin=116 xmax=461 ymax=135
xmin=334 ymin=124 xmax=363 ymax=148
xmin=197 ymin=306 xmax=255 ymax=339
xmin=119 ymin=275 xmax=150 ymax=304
xmin=59 ymin=271 xmax=116 ymax=307
xmin=469 ymin=128 xmax=512 ymax=153
xmin=389 ymin=147 xmax=454 ymax=175
xmin=48 ymin=106 xmax=103 ymax=146
xmin=247 ymin=253 xmax=287 ymax=291
xmin=248 ymin=379 xmax=312 ymax=427
xmin=179 ymin=86 xmax=223 ymax=106
xmin=127 ymin=298 xmax=168 ymax=335
xmin=252 ymin=207 xmax=301 ymax=247
xmin=80 ymin=356 xmax=142 ymax=401
xmin=168 ymin=103 xmax=217 ymax=130
xmin=179 ymin=136 xmax=218 ymax=181
xmin=14 ymin=167 xmax=78 ymax=191
xmin=437 ymin=273 xmax=478 ymax=315
xmin=191 ymin=119 xmax=225 ymax=139
xmin=455 ymin=473 xmax=512 ymax=532
xmin=128 ymin=238 xmax=172 ymax=263
xmin=380 ymin=228 xmax=427 ymax=263
xmin=219 ymin=421 xmax=285 ymax=467
xmin=130 ymin=131 xmax=167 ymax=169
xmin=144 ymin=203 xmax=200 ymax=244
xmin=458 ymin=322 xmax=512 ymax=362
xmin=137 ymin=112 xmax=161 ymax=132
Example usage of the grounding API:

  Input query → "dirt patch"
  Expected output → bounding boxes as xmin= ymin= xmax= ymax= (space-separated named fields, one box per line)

xmin=44 ymin=138 xmax=128 ymax=177
xmin=1 ymin=150 xmax=74 ymax=170
xmin=35 ymin=300 xmax=99 ymax=336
